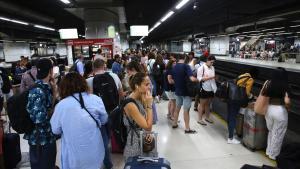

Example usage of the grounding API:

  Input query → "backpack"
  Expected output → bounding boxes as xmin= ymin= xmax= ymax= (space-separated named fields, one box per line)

xmin=0 ymin=68 xmax=12 ymax=94
xmin=151 ymin=63 xmax=162 ymax=80
xmin=6 ymin=84 xmax=45 ymax=134
xmin=185 ymin=65 xmax=201 ymax=97
xmin=109 ymin=98 xmax=139 ymax=150
xmin=227 ymin=76 xmax=251 ymax=107
xmin=215 ymin=81 xmax=229 ymax=101
xmin=69 ymin=60 xmax=79 ymax=73
xmin=93 ymin=73 xmax=119 ymax=112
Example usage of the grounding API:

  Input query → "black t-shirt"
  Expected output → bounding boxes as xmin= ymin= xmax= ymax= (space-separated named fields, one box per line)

xmin=164 ymin=69 xmax=175 ymax=92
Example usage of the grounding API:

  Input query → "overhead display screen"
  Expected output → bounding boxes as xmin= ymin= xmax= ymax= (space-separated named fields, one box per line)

xmin=130 ymin=25 xmax=149 ymax=36
xmin=59 ymin=29 xmax=78 ymax=39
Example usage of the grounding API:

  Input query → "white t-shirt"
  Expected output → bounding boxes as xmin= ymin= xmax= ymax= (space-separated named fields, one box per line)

xmin=86 ymin=72 xmax=122 ymax=92
xmin=197 ymin=64 xmax=217 ymax=93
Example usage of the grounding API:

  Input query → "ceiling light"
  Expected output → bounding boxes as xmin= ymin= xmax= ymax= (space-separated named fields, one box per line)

xmin=15 ymin=41 xmax=26 ymax=43
xmin=59 ymin=0 xmax=71 ymax=4
xmin=290 ymin=25 xmax=300 ymax=28
xmin=153 ymin=22 xmax=161 ymax=28
xmin=262 ymin=27 xmax=284 ymax=31
xmin=193 ymin=1 xmax=198 ymax=10
xmin=34 ymin=25 xmax=55 ymax=31
xmin=175 ymin=0 xmax=190 ymax=9
xmin=161 ymin=11 xmax=175 ymax=22
xmin=0 ymin=16 xmax=29 ymax=25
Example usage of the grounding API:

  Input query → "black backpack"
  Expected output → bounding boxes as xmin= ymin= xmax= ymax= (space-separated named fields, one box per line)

xmin=227 ymin=76 xmax=251 ymax=107
xmin=151 ymin=63 xmax=162 ymax=80
xmin=93 ymin=73 xmax=119 ymax=112
xmin=215 ymin=81 xmax=229 ymax=101
xmin=0 ymin=68 xmax=12 ymax=94
xmin=109 ymin=98 xmax=139 ymax=150
xmin=6 ymin=84 xmax=45 ymax=134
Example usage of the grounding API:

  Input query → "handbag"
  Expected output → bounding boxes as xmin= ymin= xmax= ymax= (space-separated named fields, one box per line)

xmin=142 ymin=134 xmax=155 ymax=153
xmin=254 ymin=80 xmax=270 ymax=115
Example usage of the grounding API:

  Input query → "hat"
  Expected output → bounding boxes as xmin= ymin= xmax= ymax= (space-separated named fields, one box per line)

xmin=36 ymin=59 xmax=53 ymax=79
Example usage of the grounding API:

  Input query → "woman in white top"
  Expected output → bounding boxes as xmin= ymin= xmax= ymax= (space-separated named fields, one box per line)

xmin=196 ymin=55 xmax=217 ymax=125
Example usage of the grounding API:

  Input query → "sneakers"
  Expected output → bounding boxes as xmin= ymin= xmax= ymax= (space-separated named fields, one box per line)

xmin=227 ymin=138 xmax=241 ymax=144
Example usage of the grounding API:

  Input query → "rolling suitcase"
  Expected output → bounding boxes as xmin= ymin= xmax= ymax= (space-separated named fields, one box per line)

xmin=124 ymin=156 xmax=171 ymax=169
xmin=3 ymin=126 xmax=22 ymax=169
xmin=242 ymin=108 xmax=267 ymax=151
xmin=124 ymin=132 xmax=171 ymax=169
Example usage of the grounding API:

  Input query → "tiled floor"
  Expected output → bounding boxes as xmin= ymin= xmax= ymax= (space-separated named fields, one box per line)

xmin=18 ymin=100 xmax=274 ymax=169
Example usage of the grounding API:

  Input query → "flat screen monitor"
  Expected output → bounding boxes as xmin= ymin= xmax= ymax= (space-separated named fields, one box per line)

xmin=130 ymin=25 xmax=148 ymax=36
xmin=59 ymin=29 xmax=78 ymax=39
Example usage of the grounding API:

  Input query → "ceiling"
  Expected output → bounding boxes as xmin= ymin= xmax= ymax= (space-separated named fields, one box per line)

xmin=0 ymin=0 xmax=300 ymax=42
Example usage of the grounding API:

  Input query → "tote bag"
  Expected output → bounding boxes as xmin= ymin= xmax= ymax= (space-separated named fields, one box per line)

xmin=254 ymin=80 xmax=270 ymax=115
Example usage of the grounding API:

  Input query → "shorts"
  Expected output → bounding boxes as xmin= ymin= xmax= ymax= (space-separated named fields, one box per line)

xmin=166 ymin=91 xmax=176 ymax=100
xmin=175 ymin=95 xmax=192 ymax=112
xmin=199 ymin=89 xmax=214 ymax=99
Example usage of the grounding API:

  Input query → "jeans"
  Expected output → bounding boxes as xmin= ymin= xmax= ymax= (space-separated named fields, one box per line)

xmin=175 ymin=95 xmax=192 ymax=112
xmin=227 ymin=102 xmax=240 ymax=139
xmin=29 ymin=142 xmax=56 ymax=169
xmin=100 ymin=124 xmax=113 ymax=169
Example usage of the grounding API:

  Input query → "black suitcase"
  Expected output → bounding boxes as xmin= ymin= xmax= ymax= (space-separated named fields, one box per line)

xmin=3 ymin=133 xmax=22 ymax=169
xmin=124 ymin=156 xmax=171 ymax=169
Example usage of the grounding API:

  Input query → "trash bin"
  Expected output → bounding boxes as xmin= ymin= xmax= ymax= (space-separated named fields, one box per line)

xmin=242 ymin=108 xmax=268 ymax=151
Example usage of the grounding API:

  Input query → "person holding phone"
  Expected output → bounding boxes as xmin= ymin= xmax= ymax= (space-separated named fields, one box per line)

xmin=123 ymin=72 xmax=154 ymax=160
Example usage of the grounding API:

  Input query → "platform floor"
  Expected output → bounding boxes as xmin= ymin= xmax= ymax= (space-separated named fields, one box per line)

xmin=216 ymin=56 xmax=300 ymax=72
xmin=17 ymin=100 xmax=274 ymax=169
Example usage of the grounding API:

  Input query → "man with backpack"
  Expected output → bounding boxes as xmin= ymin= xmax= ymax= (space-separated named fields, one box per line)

xmin=23 ymin=58 xmax=57 ymax=169
xmin=70 ymin=54 xmax=84 ymax=76
xmin=86 ymin=58 xmax=124 ymax=169
xmin=170 ymin=54 xmax=198 ymax=134
xmin=226 ymin=68 xmax=258 ymax=144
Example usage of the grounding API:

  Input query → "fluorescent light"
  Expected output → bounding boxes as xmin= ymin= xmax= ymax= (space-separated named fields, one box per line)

xmin=153 ymin=22 xmax=161 ymax=28
xmin=16 ymin=41 xmax=26 ymax=43
xmin=175 ymin=0 xmax=190 ymax=9
xmin=0 ymin=17 xmax=10 ymax=21
xmin=161 ymin=11 xmax=175 ymax=22
xmin=59 ymin=0 xmax=70 ymax=4
xmin=276 ymin=32 xmax=293 ymax=35
xmin=262 ymin=27 xmax=284 ymax=31
xmin=290 ymin=25 xmax=300 ymax=28
xmin=140 ymin=36 xmax=145 ymax=41
xmin=0 ymin=16 xmax=29 ymax=25
xmin=34 ymin=25 xmax=55 ymax=31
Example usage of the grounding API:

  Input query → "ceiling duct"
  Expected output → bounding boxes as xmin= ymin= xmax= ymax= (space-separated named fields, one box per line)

xmin=225 ymin=18 xmax=285 ymax=33
xmin=0 ymin=1 xmax=55 ymax=23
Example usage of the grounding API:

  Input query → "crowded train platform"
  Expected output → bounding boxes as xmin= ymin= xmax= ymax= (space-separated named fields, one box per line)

xmin=0 ymin=0 xmax=300 ymax=169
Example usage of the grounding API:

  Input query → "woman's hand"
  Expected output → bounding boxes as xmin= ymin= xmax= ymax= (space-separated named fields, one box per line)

xmin=144 ymin=91 xmax=153 ymax=108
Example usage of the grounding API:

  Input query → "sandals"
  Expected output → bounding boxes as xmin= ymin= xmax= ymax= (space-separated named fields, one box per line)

xmin=185 ymin=129 xmax=197 ymax=134
xmin=197 ymin=120 xmax=207 ymax=126
xmin=205 ymin=118 xmax=214 ymax=124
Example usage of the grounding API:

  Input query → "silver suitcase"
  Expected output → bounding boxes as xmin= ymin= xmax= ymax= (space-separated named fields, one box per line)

xmin=242 ymin=108 xmax=268 ymax=151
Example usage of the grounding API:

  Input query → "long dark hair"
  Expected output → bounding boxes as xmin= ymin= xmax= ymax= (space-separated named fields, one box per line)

xmin=265 ymin=67 xmax=289 ymax=98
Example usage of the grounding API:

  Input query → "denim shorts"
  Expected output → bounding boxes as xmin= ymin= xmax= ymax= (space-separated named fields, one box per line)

xmin=175 ymin=95 xmax=192 ymax=112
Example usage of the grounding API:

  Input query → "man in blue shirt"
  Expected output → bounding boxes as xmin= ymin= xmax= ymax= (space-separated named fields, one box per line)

xmin=24 ymin=58 xmax=57 ymax=169
xmin=111 ymin=54 xmax=123 ymax=76
xmin=75 ymin=55 xmax=84 ymax=76
xmin=171 ymin=54 xmax=198 ymax=134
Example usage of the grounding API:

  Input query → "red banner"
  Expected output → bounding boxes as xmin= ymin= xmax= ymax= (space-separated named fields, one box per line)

xmin=67 ymin=38 xmax=113 ymax=46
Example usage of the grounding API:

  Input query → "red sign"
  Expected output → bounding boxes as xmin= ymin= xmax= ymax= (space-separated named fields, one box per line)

xmin=67 ymin=38 xmax=113 ymax=46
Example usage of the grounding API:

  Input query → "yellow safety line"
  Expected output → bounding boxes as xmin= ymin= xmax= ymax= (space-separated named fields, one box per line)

xmin=212 ymin=112 xmax=277 ymax=166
